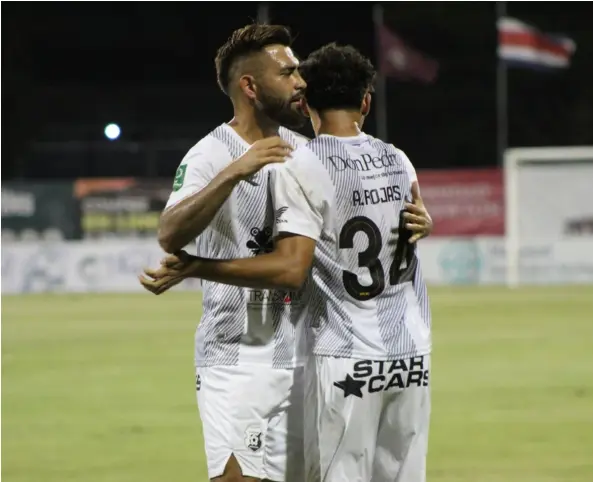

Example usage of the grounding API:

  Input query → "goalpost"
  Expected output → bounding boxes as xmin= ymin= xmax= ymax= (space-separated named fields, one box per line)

xmin=504 ymin=146 xmax=593 ymax=287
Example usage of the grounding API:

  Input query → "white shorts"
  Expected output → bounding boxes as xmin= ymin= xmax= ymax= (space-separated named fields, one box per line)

xmin=305 ymin=354 xmax=431 ymax=482
xmin=196 ymin=364 xmax=304 ymax=481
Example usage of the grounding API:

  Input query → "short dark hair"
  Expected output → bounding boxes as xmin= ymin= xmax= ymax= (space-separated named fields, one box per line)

xmin=299 ymin=43 xmax=376 ymax=111
xmin=215 ymin=24 xmax=293 ymax=96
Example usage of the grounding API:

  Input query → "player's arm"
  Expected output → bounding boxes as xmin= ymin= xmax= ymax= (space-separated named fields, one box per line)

xmin=183 ymin=233 xmax=316 ymax=291
xmin=158 ymin=158 xmax=240 ymax=254
xmin=158 ymin=136 xmax=293 ymax=253
xmin=140 ymin=241 xmax=313 ymax=294
xmin=400 ymin=152 xmax=433 ymax=243
xmin=141 ymin=233 xmax=315 ymax=294
xmin=174 ymin=161 xmax=324 ymax=290
xmin=140 ymin=154 xmax=328 ymax=294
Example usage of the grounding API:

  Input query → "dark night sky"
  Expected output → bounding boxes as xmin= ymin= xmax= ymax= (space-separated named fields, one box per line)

xmin=3 ymin=2 xmax=593 ymax=179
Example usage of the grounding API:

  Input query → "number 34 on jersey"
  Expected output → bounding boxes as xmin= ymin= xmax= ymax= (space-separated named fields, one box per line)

xmin=339 ymin=211 xmax=417 ymax=302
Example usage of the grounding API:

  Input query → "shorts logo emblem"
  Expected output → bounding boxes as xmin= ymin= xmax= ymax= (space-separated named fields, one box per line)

xmin=245 ymin=427 xmax=263 ymax=452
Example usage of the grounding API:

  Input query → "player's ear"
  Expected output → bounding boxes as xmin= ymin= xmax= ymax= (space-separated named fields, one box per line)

xmin=238 ymin=75 xmax=258 ymax=101
xmin=361 ymin=92 xmax=372 ymax=117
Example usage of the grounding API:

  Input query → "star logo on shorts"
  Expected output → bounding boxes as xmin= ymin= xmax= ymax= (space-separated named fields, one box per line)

xmin=333 ymin=374 xmax=366 ymax=398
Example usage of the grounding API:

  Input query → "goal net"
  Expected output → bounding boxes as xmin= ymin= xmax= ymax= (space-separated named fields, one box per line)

xmin=504 ymin=146 xmax=593 ymax=286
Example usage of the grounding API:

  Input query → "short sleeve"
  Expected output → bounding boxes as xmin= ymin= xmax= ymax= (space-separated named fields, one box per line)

xmin=398 ymin=149 xmax=418 ymax=184
xmin=165 ymin=137 xmax=229 ymax=209
xmin=270 ymin=147 xmax=332 ymax=241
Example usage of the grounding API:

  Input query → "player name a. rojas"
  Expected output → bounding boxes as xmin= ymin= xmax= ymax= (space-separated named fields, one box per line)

xmin=352 ymin=184 xmax=404 ymax=206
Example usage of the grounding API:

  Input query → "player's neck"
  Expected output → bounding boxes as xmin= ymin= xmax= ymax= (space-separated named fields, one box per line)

xmin=316 ymin=111 xmax=363 ymax=138
xmin=228 ymin=110 xmax=280 ymax=145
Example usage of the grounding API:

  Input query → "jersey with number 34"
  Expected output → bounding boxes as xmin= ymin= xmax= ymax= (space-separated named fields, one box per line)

xmin=269 ymin=133 xmax=431 ymax=361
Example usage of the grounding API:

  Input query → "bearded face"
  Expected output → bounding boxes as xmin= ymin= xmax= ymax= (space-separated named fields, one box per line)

xmin=255 ymin=86 xmax=306 ymax=129
xmin=250 ymin=45 xmax=307 ymax=129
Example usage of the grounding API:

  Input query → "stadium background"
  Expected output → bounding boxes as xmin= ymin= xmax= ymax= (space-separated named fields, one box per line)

xmin=2 ymin=2 xmax=593 ymax=482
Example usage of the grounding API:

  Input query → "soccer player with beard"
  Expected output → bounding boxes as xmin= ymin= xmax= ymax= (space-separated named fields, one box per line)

xmin=142 ymin=43 xmax=434 ymax=482
xmin=156 ymin=24 xmax=309 ymax=482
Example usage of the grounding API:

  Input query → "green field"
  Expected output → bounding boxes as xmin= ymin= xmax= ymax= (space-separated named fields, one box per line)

xmin=2 ymin=287 xmax=593 ymax=482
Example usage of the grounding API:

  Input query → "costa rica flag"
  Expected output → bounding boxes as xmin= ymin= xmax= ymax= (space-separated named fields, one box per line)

xmin=498 ymin=16 xmax=576 ymax=70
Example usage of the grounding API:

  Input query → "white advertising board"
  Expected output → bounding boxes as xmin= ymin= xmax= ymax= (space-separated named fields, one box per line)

xmin=1 ymin=240 xmax=201 ymax=295
xmin=419 ymin=237 xmax=593 ymax=285
xmin=2 ymin=238 xmax=592 ymax=295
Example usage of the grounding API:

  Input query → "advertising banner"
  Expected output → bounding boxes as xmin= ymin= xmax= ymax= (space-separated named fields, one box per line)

xmin=3 ymin=238 xmax=592 ymax=295
xmin=2 ymin=168 xmax=510 ymax=242
xmin=73 ymin=178 xmax=172 ymax=239
xmin=418 ymin=169 xmax=504 ymax=236
xmin=1 ymin=240 xmax=201 ymax=294
xmin=419 ymin=237 xmax=593 ymax=285
xmin=1 ymin=182 xmax=80 ymax=241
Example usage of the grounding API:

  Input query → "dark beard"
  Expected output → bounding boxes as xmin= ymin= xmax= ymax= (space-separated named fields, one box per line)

xmin=256 ymin=90 xmax=306 ymax=130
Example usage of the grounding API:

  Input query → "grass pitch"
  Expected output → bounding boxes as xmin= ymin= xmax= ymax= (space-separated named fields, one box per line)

xmin=2 ymin=287 xmax=593 ymax=482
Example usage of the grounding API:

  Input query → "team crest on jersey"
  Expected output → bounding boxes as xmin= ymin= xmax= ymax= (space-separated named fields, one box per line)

xmin=244 ymin=427 xmax=263 ymax=452
xmin=246 ymin=227 xmax=273 ymax=255
xmin=333 ymin=356 xmax=429 ymax=398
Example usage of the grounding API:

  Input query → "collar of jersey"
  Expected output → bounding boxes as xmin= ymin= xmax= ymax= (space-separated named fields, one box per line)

xmin=222 ymin=123 xmax=252 ymax=149
xmin=317 ymin=133 xmax=370 ymax=145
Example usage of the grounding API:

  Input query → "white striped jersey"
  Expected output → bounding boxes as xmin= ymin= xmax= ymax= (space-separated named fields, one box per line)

xmin=270 ymin=132 xmax=432 ymax=360
xmin=166 ymin=123 xmax=309 ymax=368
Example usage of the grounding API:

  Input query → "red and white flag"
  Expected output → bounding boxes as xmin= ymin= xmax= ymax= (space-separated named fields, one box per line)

xmin=498 ymin=17 xmax=576 ymax=69
xmin=376 ymin=24 xmax=438 ymax=83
